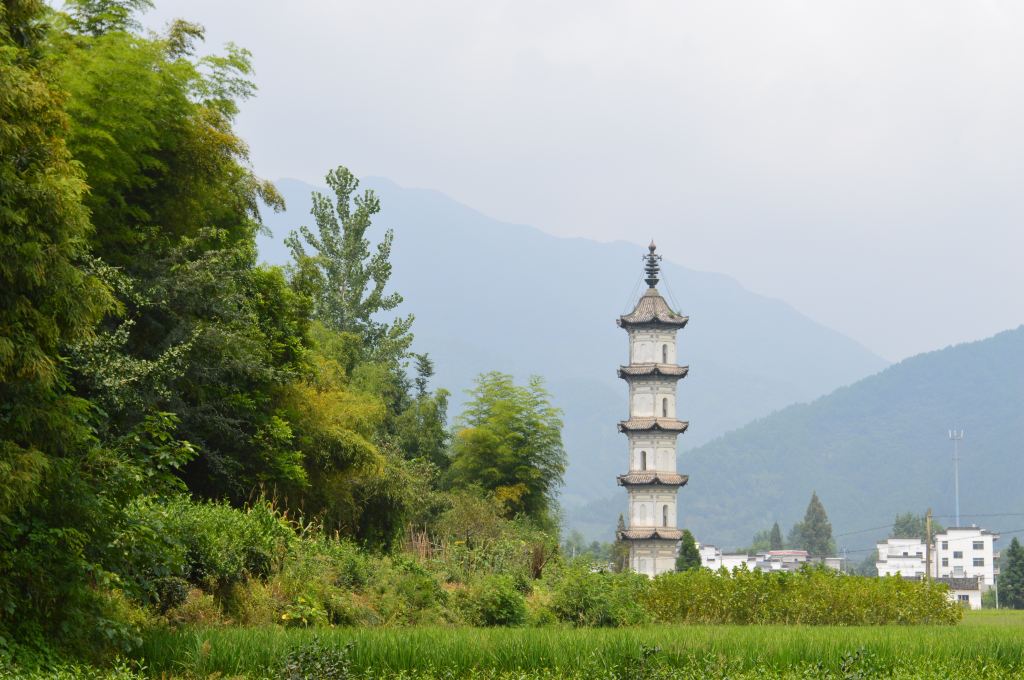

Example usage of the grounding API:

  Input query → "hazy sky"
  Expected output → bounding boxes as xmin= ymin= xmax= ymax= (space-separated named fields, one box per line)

xmin=143 ymin=1 xmax=1024 ymax=361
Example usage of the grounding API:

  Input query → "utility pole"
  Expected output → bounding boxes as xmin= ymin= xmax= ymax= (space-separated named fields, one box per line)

xmin=925 ymin=508 xmax=933 ymax=581
xmin=949 ymin=429 xmax=964 ymax=527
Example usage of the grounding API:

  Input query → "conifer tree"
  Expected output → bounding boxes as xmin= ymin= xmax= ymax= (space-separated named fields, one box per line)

xmin=1001 ymin=537 xmax=1024 ymax=609
xmin=769 ymin=522 xmax=784 ymax=551
xmin=790 ymin=491 xmax=835 ymax=557
xmin=675 ymin=529 xmax=701 ymax=571
xmin=611 ymin=514 xmax=630 ymax=572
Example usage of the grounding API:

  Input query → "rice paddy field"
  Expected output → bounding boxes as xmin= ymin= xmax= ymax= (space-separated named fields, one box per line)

xmin=129 ymin=610 xmax=1024 ymax=679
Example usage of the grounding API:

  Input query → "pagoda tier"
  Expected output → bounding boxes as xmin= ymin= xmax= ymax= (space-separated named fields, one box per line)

xmin=618 ymin=364 xmax=689 ymax=379
xmin=618 ymin=528 xmax=684 ymax=541
xmin=618 ymin=417 xmax=689 ymax=434
xmin=617 ymin=472 xmax=689 ymax=487
xmin=617 ymin=288 xmax=689 ymax=329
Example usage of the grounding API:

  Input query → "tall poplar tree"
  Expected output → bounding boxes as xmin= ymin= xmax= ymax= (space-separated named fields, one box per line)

xmin=769 ymin=522 xmax=784 ymax=551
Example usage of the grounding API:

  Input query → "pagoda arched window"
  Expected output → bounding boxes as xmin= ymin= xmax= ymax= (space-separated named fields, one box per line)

xmin=662 ymin=344 xmax=668 ymax=363
xmin=662 ymin=505 xmax=669 ymax=527
xmin=640 ymin=450 xmax=647 ymax=470
xmin=662 ymin=398 xmax=668 ymax=417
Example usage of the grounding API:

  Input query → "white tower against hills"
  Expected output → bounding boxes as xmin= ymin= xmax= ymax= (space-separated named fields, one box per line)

xmin=615 ymin=243 xmax=689 ymax=578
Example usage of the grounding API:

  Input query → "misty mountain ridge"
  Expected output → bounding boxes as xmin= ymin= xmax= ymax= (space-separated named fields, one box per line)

xmin=257 ymin=176 xmax=889 ymax=540
xmin=679 ymin=325 xmax=1024 ymax=551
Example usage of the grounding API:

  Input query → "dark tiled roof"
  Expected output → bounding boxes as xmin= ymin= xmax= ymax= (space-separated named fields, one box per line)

xmin=617 ymin=528 xmax=684 ymax=541
xmin=617 ymin=472 xmax=689 ymax=487
xmin=936 ymin=577 xmax=982 ymax=591
xmin=618 ymin=417 xmax=689 ymax=433
xmin=618 ymin=364 xmax=689 ymax=379
xmin=618 ymin=288 xmax=689 ymax=328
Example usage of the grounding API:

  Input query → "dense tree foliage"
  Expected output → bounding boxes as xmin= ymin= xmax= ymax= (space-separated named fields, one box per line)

xmin=770 ymin=522 xmax=784 ymax=550
xmin=1000 ymin=537 xmax=1024 ymax=609
xmin=449 ymin=372 xmax=566 ymax=529
xmin=891 ymin=512 xmax=944 ymax=543
xmin=789 ymin=492 xmax=835 ymax=558
xmin=0 ymin=0 xmax=566 ymax=655
xmin=675 ymin=530 xmax=701 ymax=572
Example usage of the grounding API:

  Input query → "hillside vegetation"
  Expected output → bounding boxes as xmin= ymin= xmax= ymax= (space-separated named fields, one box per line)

xmin=685 ymin=326 xmax=1024 ymax=548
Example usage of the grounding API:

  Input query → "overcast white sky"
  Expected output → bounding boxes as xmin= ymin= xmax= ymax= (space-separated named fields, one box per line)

xmin=143 ymin=1 xmax=1024 ymax=361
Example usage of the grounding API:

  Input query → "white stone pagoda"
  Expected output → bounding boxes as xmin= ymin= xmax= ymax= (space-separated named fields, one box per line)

xmin=615 ymin=243 xmax=689 ymax=577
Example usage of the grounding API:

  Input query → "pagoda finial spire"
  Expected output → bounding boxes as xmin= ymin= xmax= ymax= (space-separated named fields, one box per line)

xmin=644 ymin=240 xmax=662 ymax=288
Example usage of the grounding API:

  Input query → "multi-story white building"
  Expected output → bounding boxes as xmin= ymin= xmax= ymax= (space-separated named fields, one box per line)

xmin=874 ymin=526 xmax=999 ymax=607
xmin=876 ymin=538 xmax=928 ymax=579
xmin=933 ymin=527 xmax=999 ymax=587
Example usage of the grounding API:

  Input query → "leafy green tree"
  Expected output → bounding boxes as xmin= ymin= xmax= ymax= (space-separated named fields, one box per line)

xmin=286 ymin=166 xmax=413 ymax=363
xmin=0 ymin=0 xmax=122 ymax=645
xmin=449 ymin=372 xmax=566 ymax=528
xmin=891 ymin=512 xmax=944 ymax=543
xmin=675 ymin=530 xmax=701 ymax=571
xmin=1000 ymin=537 xmax=1024 ymax=609
xmin=745 ymin=529 xmax=771 ymax=553
xmin=789 ymin=491 xmax=835 ymax=557
xmin=770 ymin=521 xmax=784 ymax=550
xmin=394 ymin=353 xmax=450 ymax=469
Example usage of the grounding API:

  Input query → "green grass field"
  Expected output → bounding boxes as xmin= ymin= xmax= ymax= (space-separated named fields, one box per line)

xmin=133 ymin=610 xmax=1024 ymax=679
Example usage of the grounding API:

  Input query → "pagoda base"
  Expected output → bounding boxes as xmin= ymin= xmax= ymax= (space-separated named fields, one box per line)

xmin=625 ymin=538 xmax=678 ymax=578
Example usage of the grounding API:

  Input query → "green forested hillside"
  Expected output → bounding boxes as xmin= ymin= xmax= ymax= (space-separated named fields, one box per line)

xmin=683 ymin=326 xmax=1024 ymax=550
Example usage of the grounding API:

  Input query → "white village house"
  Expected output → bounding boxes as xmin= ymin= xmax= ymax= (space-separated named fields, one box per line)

xmin=875 ymin=526 xmax=998 ymax=609
xmin=698 ymin=545 xmax=843 ymax=573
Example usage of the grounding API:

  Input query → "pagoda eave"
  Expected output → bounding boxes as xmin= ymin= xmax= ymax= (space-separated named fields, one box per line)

xmin=616 ymin=318 xmax=689 ymax=330
xmin=617 ymin=473 xmax=689 ymax=488
xmin=617 ymin=528 xmax=684 ymax=541
xmin=617 ymin=418 xmax=689 ymax=434
xmin=617 ymin=364 xmax=689 ymax=380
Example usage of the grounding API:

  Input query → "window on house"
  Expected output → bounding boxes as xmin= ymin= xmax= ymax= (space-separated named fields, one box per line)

xmin=953 ymin=551 xmax=963 ymax=559
xmin=973 ymin=541 xmax=984 ymax=550
xmin=640 ymin=450 xmax=647 ymax=470
xmin=973 ymin=558 xmax=985 ymax=567
xmin=915 ymin=552 xmax=922 ymax=558
xmin=957 ymin=594 xmax=970 ymax=602
xmin=662 ymin=344 xmax=668 ymax=363
xmin=941 ymin=541 xmax=948 ymax=550
xmin=942 ymin=558 xmax=949 ymax=567
xmin=662 ymin=398 xmax=668 ymax=417
xmin=662 ymin=505 xmax=669 ymax=527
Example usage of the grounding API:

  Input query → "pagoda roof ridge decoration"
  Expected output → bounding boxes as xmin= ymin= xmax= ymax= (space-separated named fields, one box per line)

xmin=617 ymin=527 xmax=685 ymax=541
xmin=617 ymin=417 xmax=689 ymax=434
xmin=617 ymin=472 xmax=689 ymax=487
xmin=618 ymin=364 xmax=689 ymax=379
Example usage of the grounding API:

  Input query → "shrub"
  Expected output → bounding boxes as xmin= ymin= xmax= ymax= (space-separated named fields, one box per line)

xmin=643 ymin=565 xmax=962 ymax=625
xmin=462 ymin=575 xmax=527 ymax=626
xmin=549 ymin=562 xmax=650 ymax=627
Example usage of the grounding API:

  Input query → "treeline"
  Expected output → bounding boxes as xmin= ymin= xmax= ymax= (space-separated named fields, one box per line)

xmin=1 ymin=0 xmax=566 ymax=656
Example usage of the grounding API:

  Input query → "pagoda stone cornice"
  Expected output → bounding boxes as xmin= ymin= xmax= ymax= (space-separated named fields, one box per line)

xmin=617 ymin=417 xmax=689 ymax=434
xmin=618 ymin=364 xmax=689 ymax=380
xmin=617 ymin=528 xmax=684 ymax=541
xmin=617 ymin=472 xmax=689 ymax=488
